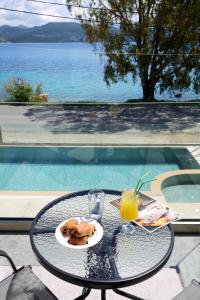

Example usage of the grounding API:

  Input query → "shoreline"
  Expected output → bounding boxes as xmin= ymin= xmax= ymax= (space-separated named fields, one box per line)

xmin=0 ymin=100 xmax=200 ymax=106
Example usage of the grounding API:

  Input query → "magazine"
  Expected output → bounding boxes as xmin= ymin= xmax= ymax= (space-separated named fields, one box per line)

xmin=110 ymin=192 xmax=180 ymax=233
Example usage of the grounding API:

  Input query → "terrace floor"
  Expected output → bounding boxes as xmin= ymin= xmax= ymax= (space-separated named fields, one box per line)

xmin=0 ymin=104 xmax=200 ymax=145
xmin=0 ymin=234 xmax=199 ymax=299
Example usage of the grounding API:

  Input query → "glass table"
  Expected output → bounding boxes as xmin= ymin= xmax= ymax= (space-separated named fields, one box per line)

xmin=30 ymin=190 xmax=174 ymax=300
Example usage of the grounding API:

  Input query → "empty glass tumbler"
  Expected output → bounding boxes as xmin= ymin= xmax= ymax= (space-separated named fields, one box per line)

xmin=88 ymin=190 xmax=105 ymax=221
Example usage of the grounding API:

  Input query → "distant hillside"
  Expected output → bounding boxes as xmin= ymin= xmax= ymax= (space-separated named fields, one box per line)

xmin=0 ymin=22 xmax=86 ymax=42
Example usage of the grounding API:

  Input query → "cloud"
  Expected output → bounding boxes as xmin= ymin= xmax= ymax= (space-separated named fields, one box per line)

xmin=0 ymin=0 xmax=80 ymax=27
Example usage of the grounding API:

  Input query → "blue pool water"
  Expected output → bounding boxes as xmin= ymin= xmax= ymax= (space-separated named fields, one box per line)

xmin=0 ymin=147 xmax=198 ymax=191
xmin=162 ymin=174 xmax=200 ymax=203
xmin=0 ymin=43 xmax=199 ymax=103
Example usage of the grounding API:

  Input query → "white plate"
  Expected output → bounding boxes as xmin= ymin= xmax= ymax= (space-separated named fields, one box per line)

xmin=55 ymin=217 xmax=104 ymax=249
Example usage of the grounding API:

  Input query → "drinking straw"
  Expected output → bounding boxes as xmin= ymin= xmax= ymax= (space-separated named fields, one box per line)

xmin=136 ymin=178 xmax=157 ymax=195
xmin=134 ymin=171 xmax=151 ymax=195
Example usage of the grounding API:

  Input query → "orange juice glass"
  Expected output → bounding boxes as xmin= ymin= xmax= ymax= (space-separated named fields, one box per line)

xmin=120 ymin=190 xmax=138 ymax=234
xmin=120 ymin=191 xmax=138 ymax=221
xmin=120 ymin=190 xmax=138 ymax=221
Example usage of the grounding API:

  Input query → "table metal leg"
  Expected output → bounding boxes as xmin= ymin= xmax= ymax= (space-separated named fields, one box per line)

xmin=82 ymin=287 xmax=88 ymax=294
xmin=101 ymin=289 xmax=106 ymax=300
xmin=74 ymin=288 xmax=91 ymax=300
xmin=113 ymin=288 xmax=145 ymax=300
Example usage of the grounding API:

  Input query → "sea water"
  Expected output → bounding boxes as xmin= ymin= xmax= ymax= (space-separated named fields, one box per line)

xmin=0 ymin=43 xmax=199 ymax=103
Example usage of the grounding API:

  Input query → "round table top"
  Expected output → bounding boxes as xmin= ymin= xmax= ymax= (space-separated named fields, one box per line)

xmin=30 ymin=190 xmax=174 ymax=289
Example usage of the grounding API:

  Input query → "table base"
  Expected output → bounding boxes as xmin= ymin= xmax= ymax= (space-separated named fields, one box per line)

xmin=74 ymin=287 xmax=145 ymax=300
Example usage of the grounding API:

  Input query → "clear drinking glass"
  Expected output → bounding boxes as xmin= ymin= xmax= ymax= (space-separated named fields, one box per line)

xmin=120 ymin=190 xmax=138 ymax=234
xmin=88 ymin=190 xmax=105 ymax=221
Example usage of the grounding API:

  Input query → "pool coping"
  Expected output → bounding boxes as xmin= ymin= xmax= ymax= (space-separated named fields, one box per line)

xmin=151 ymin=169 xmax=200 ymax=222
xmin=0 ymin=133 xmax=200 ymax=145
xmin=151 ymin=169 xmax=200 ymax=195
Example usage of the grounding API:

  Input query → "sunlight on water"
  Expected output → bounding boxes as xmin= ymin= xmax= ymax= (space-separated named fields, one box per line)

xmin=0 ymin=43 xmax=199 ymax=103
xmin=0 ymin=147 xmax=197 ymax=191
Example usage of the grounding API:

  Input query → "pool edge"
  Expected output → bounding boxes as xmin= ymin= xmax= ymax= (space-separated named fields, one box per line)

xmin=151 ymin=169 xmax=200 ymax=221
xmin=151 ymin=169 xmax=200 ymax=195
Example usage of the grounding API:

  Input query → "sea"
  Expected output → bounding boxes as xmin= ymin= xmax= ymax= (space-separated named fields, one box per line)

xmin=0 ymin=42 xmax=199 ymax=103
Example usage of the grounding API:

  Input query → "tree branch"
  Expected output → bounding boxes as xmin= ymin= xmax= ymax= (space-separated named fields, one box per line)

xmin=159 ymin=65 xmax=183 ymax=80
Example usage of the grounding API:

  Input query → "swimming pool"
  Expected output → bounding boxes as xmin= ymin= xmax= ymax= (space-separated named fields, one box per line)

xmin=0 ymin=147 xmax=199 ymax=191
xmin=161 ymin=173 xmax=200 ymax=203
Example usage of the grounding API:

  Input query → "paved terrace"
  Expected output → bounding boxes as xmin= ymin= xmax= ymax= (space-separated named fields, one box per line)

xmin=0 ymin=234 xmax=199 ymax=299
xmin=0 ymin=103 xmax=200 ymax=144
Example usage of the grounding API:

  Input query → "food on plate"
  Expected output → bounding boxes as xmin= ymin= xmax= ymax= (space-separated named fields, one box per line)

xmin=60 ymin=218 xmax=97 ymax=246
xmin=60 ymin=218 xmax=78 ymax=237
xmin=87 ymin=224 xmax=96 ymax=237
xmin=68 ymin=234 xmax=88 ymax=245
xmin=73 ymin=222 xmax=94 ymax=237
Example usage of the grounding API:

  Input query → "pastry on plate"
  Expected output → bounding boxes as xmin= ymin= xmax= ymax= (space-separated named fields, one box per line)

xmin=61 ymin=219 xmax=78 ymax=237
xmin=68 ymin=234 xmax=88 ymax=245
xmin=79 ymin=222 xmax=95 ymax=237
xmin=72 ymin=222 xmax=92 ymax=237
xmin=87 ymin=224 xmax=96 ymax=237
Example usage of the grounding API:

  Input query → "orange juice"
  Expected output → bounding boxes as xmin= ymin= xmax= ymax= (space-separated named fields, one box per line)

xmin=120 ymin=191 xmax=138 ymax=221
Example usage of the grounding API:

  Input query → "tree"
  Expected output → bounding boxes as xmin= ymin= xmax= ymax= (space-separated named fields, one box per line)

xmin=5 ymin=79 xmax=45 ymax=102
xmin=66 ymin=0 xmax=200 ymax=101
xmin=5 ymin=79 xmax=33 ymax=102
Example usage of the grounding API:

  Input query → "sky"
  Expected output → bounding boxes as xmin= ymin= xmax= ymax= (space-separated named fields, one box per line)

xmin=0 ymin=0 xmax=81 ymax=27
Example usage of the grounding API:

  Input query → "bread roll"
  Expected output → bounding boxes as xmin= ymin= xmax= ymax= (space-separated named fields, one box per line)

xmin=72 ymin=223 xmax=92 ymax=237
xmin=61 ymin=219 xmax=78 ymax=237
xmin=68 ymin=234 xmax=88 ymax=245
xmin=88 ymin=224 xmax=96 ymax=237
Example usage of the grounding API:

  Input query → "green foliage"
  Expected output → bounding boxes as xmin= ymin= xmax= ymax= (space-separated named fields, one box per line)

xmin=66 ymin=0 xmax=200 ymax=101
xmin=35 ymin=83 xmax=43 ymax=96
xmin=5 ymin=79 xmax=45 ymax=102
xmin=5 ymin=79 xmax=33 ymax=102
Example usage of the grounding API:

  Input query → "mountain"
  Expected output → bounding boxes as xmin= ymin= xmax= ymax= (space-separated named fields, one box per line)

xmin=0 ymin=22 xmax=86 ymax=42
